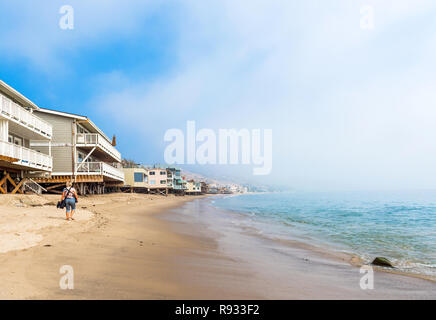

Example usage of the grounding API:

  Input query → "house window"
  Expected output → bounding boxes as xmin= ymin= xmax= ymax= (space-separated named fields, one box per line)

xmin=8 ymin=134 xmax=24 ymax=146
xmin=149 ymin=171 xmax=155 ymax=175
xmin=160 ymin=180 xmax=166 ymax=184
xmin=134 ymin=172 xmax=144 ymax=182
xmin=14 ymin=137 xmax=23 ymax=146
xmin=150 ymin=180 xmax=156 ymax=185
xmin=160 ymin=171 xmax=166 ymax=175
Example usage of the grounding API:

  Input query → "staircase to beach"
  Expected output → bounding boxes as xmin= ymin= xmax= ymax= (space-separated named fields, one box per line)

xmin=23 ymin=178 xmax=47 ymax=195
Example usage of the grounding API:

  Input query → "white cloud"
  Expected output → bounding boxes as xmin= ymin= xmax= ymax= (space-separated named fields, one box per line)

xmin=0 ymin=0 xmax=162 ymax=71
xmin=4 ymin=0 xmax=436 ymax=189
xmin=100 ymin=1 xmax=436 ymax=189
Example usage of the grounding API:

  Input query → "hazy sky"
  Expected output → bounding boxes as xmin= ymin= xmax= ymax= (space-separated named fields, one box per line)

xmin=1 ymin=0 xmax=436 ymax=190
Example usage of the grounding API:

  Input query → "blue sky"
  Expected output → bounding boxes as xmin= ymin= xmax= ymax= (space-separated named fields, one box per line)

xmin=2 ymin=0 xmax=436 ymax=190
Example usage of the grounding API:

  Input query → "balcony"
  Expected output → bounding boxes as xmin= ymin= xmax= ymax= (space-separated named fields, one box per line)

xmin=0 ymin=140 xmax=52 ymax=171
xmin=0 ymin=94 xmax=52 ymax=139
xmin=76 ymin=133 xmax=121 ymax=162
xmin=75 ymin=162 xmax=124 ymax=182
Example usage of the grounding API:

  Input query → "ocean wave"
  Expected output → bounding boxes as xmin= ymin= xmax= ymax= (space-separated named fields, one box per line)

xmin=210 ymin=191 xmax=436 ymax=277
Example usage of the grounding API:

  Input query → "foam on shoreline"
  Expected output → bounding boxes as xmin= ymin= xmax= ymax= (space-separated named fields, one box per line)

xmin=208 ymin=193 xmax=436 ymax=281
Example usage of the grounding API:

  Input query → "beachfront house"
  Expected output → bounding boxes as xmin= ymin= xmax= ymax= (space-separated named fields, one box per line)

xmin=0 ymin=81 xmax=53 ymax=194
xmin=123 ymin=165 xmax=169 ymax=195
xmin=30 ymin=108 xmax=124 ymax=194
xmin=186 ymin=180 xmax=201 ymax=195
xmin=147 ymin=166 xmax=169 ymax=195
xmin=166 ymin=167 xmax=187 ymax=194
xmin=200 ymin=182 xmax=208 ymax=194
xmin=228 ymin=184 xmax=242 ymax=193
xmin=124 ymin=167 xmax=148 ymax=189
xmin=207 ymin=184 xmax=220 ymax=194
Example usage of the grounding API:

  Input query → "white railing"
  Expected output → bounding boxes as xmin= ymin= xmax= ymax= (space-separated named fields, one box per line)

xmin=0 ymin=140 xmax=53 ymax=171
xmin=76 ymin=133 xmax=121 ymax=162
xmin=75 ymin=162 xmax=124 ymax=181
xmin=0 ymin=94 xmax=52 ymax=138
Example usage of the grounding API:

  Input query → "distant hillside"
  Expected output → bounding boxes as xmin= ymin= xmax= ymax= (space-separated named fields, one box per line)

xmin=181 ymin=170 xmax=235 ymax=186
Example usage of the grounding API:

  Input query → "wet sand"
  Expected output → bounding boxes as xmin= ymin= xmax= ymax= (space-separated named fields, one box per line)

xmin=160 ymin=198 xmax=436 ymax=299
xmin=0 ymin=193 xmax=435 ymax=299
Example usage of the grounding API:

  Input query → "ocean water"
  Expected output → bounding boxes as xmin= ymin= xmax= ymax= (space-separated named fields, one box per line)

xmin=211 ymin=191 xmax=436 ymax=276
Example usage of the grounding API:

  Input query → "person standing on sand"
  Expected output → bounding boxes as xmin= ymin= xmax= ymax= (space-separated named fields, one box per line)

xmin=61 ymin=181 xmax=78 ymax=221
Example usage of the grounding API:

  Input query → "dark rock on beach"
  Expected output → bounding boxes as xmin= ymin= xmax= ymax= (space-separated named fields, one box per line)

xmin=371 ymin=257 xmax=394 ymax=268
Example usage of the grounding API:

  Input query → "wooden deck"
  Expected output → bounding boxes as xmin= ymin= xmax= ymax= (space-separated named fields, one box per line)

xmin=0 ymin=155 xmax=19 ymax=163
xmin=33 ymin=175 xmax=105 ymax=183
xmin=120 ymin=186 xmax=169 ymax=196
xmin=30 ymin=175 xmax=124 ymax=195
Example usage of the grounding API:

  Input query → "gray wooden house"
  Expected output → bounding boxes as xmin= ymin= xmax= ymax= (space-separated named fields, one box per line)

xmin=31 ymin=108 xmax=124 ymax=194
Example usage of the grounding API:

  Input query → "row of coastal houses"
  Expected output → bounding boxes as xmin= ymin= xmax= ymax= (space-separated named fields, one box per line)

xmin=0 ymin=80 xmax=123 ymax=194
xmin=123 ymin=165 xmax=203 ymax=195
xmin=124 ymin=164 xmax=247 ymax=196
xmin=0 ymin=80 xmax=216 ymax=196
xmin=206 ymin=184 xmax=248 ymax=194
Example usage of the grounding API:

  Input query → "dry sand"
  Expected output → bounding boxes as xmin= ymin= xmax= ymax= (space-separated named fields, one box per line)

xmin=0 ymin=195 xmax=94 ymax=254
xmin=0 ymin=193 xmax=203 ymax=299
xmin=0 ymin=193 xmax=435 ymax=299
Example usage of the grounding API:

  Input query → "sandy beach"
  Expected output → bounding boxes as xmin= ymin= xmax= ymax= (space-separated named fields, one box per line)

xmin=0 ymin=193 xmax=435 ymax=300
